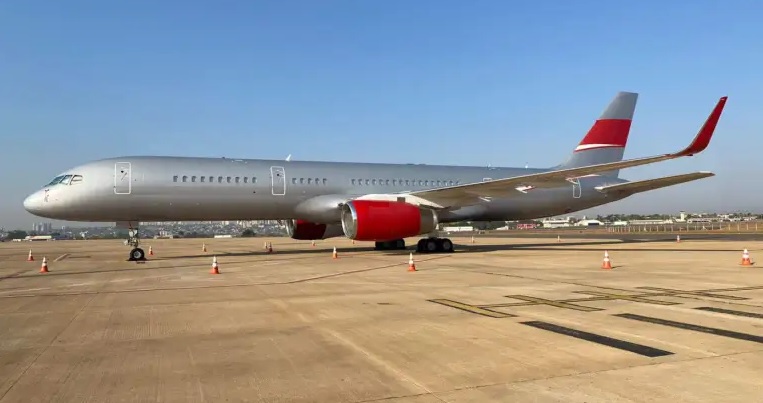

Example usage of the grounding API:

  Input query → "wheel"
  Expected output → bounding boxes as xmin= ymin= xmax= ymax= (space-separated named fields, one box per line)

xmin=129 ymin=247 xmax=146 ymax=261
xmin=395 ymin=239 xmax=406 ymax=249
xmin=441 ymin=238 xmax=454 ymax=252
xmin=425 ymin=239 xmax=438 ymax=252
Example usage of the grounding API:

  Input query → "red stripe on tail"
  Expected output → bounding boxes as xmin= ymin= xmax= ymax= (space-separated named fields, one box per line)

xmin=575 ymin=119 xmax=632 ymax=152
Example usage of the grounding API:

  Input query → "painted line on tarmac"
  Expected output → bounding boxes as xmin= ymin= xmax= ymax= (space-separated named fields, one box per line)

xmin=54 ymin=254 xmax=70 ymax=262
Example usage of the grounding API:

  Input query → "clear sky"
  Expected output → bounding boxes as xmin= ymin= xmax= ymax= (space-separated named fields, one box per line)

xmin=1 ymin=0 xmax=762 ymax=229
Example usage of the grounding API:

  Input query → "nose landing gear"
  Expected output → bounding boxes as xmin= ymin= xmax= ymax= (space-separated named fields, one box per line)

xmin=126 ymin=227 xmax=146 ymax=261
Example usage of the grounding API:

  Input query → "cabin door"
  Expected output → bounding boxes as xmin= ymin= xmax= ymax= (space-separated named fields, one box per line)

xmin=571 ymin=178 xmax=582 ymax=199
xmin=270 ymin=166 xmax=286 ymax=196
xmin=114 ymin=162 xmax=132 ymax=194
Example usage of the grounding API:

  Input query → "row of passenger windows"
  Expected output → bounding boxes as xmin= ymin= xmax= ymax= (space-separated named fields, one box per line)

xmin=173 ymin=175 xmax=258 ymax=184
xmin=172 ymin=175 xmax=459 ymax=188
xmin=351 ymin=179 xmax=459 ymax=187
xmin=292 ymin=178 xmax=328 ymax=185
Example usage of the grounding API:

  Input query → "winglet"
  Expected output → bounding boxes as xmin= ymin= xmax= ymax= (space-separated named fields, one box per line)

xmin=676 ymin=96 xmax=728 ymax=156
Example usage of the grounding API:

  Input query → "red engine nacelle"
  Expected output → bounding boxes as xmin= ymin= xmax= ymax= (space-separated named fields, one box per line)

xmin=285 ymin=220 xmax=345 ymax=240
xmin=340 ymin=200 xmax=438 ymax=241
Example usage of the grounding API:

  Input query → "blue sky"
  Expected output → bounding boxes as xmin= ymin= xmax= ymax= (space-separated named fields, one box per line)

xmin=1 ymin=0 xmax=762 ymax=229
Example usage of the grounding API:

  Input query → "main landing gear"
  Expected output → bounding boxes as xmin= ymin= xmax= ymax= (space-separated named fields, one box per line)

xmin=374 ymin=239 xmax=407 ymax=250
xmin=125 ymin=227 xmax=146 ymax=262
xmin=372 ymin=237 xmax=455 ymax=253
xmin=416 ymin=237 xmax=454 ymax=253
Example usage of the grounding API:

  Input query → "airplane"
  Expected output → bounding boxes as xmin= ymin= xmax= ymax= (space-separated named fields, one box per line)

xmin=23 ymin=92 xmax=727 ymax=261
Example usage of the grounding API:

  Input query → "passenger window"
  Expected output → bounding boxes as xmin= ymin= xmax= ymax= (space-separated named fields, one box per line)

xmin=226 ymin=177 xmax=231 ymax=183
xmin=308 ymin=178 xmax=312 ymax=184
xmin=243 ymin=177 xmax=248 ymax=183
xmin=235 ymin=177 xmax=240 ymax=183
xmin=173 ymin=176 xmax=178 ymax=182
xmin=200 ymin=176 xmax=205 ymax=183
xmin=209 ymin=176 xmax=213 ymax=183
xmin=218 ymin=176 xmax=223 ymax=183
xmin=252 ymin=177 xmax=257 ymax=183
xmin=292 ymin=178 xmax=297 ymax=184
xmin=70 ymin=175 xmax=83 ymax=184
xmin=315 ymin=178 xmax=319 ymax=184
xmin=322 ymin=178 xmax=327 ymax=185
xmin=182 ymin=176 xmax=188 ymax=182
xmin=300 ymin=178 xmax=304 ymax=184
xmin=191 ymin=176 xmax=196 ymax=182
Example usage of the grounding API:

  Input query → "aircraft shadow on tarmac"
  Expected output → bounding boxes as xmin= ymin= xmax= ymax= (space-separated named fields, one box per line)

xmin=452 ymin=238 xmax=747 ymax=254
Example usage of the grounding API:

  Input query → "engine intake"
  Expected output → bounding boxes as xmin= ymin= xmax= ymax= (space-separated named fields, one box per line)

xmin=340 ymin=200 xmax=438 ymax=241
xmin=285 ymin=220 xmax=345 ymax=240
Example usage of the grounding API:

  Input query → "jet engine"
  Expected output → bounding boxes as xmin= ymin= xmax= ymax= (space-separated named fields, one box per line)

xmin=285 ymin=219 xmax=345 ymax=240
xmin=340 ymin=200 xmax=438 ymax=241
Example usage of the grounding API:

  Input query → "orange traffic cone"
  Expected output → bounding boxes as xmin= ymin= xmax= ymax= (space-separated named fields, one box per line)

xmin=471 ymin=236 xmax=475 ymax=243
xmin=27 ymin=249 xmax=34 ymax=261
xmin=351 ymin=240 xmax=355 ymax=245
xmin=408 ymin=253 xmax=417 ymax=272
xmin=210 ymin=256 xmax=219 ymax=274
xmin=332 ymin=246 xmax=338 ymax=259
xmin=39 ymin=257 xmax=48 ymax=273
xmin=311 ymin=240 xmax=316 ymax=247
xmin=601 ymin=251 xmax=612 ymax=269
xmin=557 ymin=235 xmax=561 ymax=243
xmin=741 ymin=249 xmax=753 ymax=266
xmin=148 ymin=246 xmax=154 ymax=256
xmin=202 ymin=243 xmax=207 ymax=252
xmin=267 ymin=242 xmax=273 ymax=254
xmin=676 ymin=235 xmax=681 ymax=243
xmin=263 ymin=241 xmax=268 ymax=250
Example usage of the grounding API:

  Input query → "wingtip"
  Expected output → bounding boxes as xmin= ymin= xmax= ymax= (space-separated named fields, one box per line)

xmin=676 ymin=96 xmax=728 ymax=156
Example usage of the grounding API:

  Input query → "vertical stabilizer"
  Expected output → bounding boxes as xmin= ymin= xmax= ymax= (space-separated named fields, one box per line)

xmin=557 ymin=91 xmax=638 ymax=177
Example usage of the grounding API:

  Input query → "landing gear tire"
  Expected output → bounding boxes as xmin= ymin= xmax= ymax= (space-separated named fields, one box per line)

xmin=125 ymin=225 xmax=147 ymax=261
xmin=129 ymin=247 xmax=146 ymax=261
xmin=416 ymin=237 xmax=454 ymax=253
xmin=373 ymin=239 xmax=407 ymax=251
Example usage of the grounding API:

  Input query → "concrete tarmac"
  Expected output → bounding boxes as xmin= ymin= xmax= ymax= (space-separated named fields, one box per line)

xmin=1 ymin=236 xmax=762 ymax=402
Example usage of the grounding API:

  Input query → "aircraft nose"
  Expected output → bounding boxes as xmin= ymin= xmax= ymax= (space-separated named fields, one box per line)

xmin=23 ymin=191 xmax=44 ymax=215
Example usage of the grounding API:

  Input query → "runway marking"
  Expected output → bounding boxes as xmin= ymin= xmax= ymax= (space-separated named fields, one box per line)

xmin=54 ymin=253 xmax=70 ymax=262
xmin=694 ymin=306 xmax=763 ymax=319
xmin=428 ymin=299 xmax=516 ymax=318
xmin=504 ymin=295 xmax=603 ymax=312
xmin=614 ymin=313 xmax=763 ymax=344
xmin=430 ymin=284 xmax=763 ymax=316
xmin=520 ymin=320 xmax=673 ymax=358
xmin=637 ymin=287 xmax=748 ymax=300
xmin=573 ymin=290 xmax=679 ymax=306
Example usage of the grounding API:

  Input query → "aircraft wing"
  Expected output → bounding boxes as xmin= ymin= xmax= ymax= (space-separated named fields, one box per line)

xmin=595 ymin=171 xmax=715 ymax=196
xmin=409 ymin=96 xmax=727 ymax=208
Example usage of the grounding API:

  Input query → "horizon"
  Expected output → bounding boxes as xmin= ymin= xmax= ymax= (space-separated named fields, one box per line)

xmin=3 ymin=1 xmax=761 ymax=229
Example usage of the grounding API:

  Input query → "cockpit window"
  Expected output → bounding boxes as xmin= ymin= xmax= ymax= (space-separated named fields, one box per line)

xmin=59 ymin=175 xmax=73 ymax=185
xmin=44 ymin=174 xmax=80 ymax=187
xmin=45 ymin=175 xmax=65 ymax=187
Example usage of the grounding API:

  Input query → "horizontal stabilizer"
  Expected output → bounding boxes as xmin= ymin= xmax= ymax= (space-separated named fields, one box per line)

xmin=595 ymin=172 xmax=715 ymax=195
